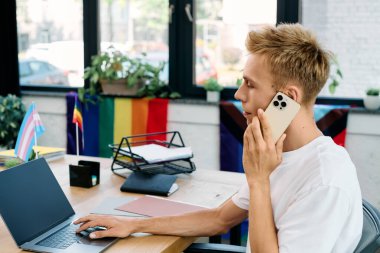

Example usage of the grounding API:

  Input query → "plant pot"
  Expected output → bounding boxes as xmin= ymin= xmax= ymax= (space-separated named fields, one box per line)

xmin=207 ymin=91 xmax=220 ymax=103
xmin=100 ymin=79 xmax=144 ymax=96
xmin=363 ymin=95 xmax=380 ymax=110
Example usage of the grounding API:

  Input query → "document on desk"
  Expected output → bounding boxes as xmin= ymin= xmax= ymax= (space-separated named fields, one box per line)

xmin=91 ymin=197 xmax=146 ymax=217
xmin=115 ymin=195 xmax=208 ymax=217
xmin=122 ymin=144 xmax=193 ymax=163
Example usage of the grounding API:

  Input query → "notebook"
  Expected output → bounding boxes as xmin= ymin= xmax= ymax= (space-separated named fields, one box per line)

xmin=116 ymin=195 xmax=208 ymax=217
xmin=91 ymin=197 xmax=145 ymax=217
xmin=120 ymin=171 xmax=179 ymax=196
xmin=0 ymin=158 xmax=117 ymax=253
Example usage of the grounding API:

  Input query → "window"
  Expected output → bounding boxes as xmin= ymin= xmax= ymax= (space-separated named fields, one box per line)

xmin=170 ymin=0 xmax=281 ymax=98
xmin=100 ymin=0 xmax=169 ymax=82
xmin=195 ymin=0 xmax=277 ymax=87
xmin=16 ymin=0 xmax=84 ymax=88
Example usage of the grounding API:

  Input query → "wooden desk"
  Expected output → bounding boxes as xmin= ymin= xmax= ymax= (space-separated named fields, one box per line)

xmin=0 ymin=155 xmax=245 ymax=253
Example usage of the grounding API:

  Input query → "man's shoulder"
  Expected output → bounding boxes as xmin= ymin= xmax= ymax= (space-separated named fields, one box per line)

xmin=302 ymin=136 xmax=355 ymax=180
xmin=289 ymin=137 xmax=359 ymax=197
xmin=318 ymin=142 xmax=357 ymax=183
xmin=306 ymin=142 xmax=361 ymax=203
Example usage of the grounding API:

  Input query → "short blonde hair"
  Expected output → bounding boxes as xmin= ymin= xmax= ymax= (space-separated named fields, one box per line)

xmin=246 ymin=23 xmax=331 ymax=104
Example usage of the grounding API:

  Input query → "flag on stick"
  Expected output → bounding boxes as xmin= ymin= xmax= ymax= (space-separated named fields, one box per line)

xmin=14 ymin=103 xmax=45 ymax=161
xmin=72 ymin=96 xmax=84 ymax=155
xmin=73 ymin=96 xmax=83 ymax=131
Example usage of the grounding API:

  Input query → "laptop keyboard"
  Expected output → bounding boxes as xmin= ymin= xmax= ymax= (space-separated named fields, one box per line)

xmin=37 ymin=224 xmax=78 ymax=249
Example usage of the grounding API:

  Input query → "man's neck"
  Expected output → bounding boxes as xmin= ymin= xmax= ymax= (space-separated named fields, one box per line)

xmin=282 ymin=108 xmax=322 ymax=152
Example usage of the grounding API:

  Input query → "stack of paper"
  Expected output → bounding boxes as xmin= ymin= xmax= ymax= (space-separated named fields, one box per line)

xmin=122 ymin=144 xmax=193 ymax=163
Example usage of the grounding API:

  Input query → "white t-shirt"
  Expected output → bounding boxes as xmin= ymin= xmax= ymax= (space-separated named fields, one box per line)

xmin=232 ymin=136 xmax=363 ymax=253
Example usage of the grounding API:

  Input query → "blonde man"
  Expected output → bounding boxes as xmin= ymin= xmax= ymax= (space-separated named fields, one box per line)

xmin=75 ymin=24 xmax=363 ymax=253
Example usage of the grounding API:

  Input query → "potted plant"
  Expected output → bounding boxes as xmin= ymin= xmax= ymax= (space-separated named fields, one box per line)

xmin=363 ymin=88 xmax=380 ymax=110
xmin=203 ymin=78 xmax=224 ymax=102
xmin=0 ymin=95 xmax=26 ymax=149
xmin=79 ymin=51 xmax=180 ymax=103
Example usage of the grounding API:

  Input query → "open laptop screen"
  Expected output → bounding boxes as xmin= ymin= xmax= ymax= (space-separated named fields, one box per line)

xmin=0 ymin=158 xmax=75 ymax=245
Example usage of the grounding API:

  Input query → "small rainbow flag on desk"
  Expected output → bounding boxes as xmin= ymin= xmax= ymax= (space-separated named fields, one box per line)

xmin=14 ymin=103 xmax=45 ymax=161
xmin=72 ymin=96 xmax=83 ymax=131
xmin=72 ymin=96 xmax=84 ymax=155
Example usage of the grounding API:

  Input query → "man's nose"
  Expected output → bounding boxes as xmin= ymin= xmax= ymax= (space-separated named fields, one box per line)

xmin=234 ymin=85 xmax=244 ymax=101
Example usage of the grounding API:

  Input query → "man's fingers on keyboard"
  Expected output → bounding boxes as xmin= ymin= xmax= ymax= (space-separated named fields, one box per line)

xmin=76 ymin=221 xmax=101 ymax=233
xmin=90 ymin=230 xmax=111 ymax=239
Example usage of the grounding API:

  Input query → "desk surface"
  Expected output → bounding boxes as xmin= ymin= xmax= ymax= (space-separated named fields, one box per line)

xmin=0 ymin=155 xmax=245 ymax=253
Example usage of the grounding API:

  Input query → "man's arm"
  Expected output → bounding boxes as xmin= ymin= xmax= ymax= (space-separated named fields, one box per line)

xmin=243 ymin=109 xmax=286 ymax=253
xmin=74 ymin=198 xmax=247 ymax=239
xmin=249 ymin=180 xmax=278 ymax=253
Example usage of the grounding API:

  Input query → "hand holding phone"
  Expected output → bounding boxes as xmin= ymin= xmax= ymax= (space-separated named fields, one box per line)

xmin=263 ymin=92 xmax=300 ymax=143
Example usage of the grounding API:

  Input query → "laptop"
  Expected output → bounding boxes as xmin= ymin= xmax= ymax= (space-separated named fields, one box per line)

xmin=0 ymin=158 xmax=118 ymax=253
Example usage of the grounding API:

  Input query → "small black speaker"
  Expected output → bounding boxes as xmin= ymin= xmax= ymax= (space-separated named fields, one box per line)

xmin=69 ymin=160 xmax=100 ymax=188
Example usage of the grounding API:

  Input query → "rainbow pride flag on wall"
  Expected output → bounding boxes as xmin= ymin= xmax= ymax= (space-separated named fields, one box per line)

xmin=66 ymin=93 xmax=169 ymax=157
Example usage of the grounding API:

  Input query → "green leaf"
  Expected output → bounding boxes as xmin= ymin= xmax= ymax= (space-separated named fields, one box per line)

xmin=329 ymin=83 xmax=336 ymax=94
xmin=366 ymin=88 xmax=380 ymax=96
xmin=169 ymin=92 xmax=181 ymax=99
xmin=336 ymin=69 xmax=343 ymax=78
xmin=159 ymin=91 xmax=168 ymax=98
xmin=236 ymin=78 xmax=243 ymax=87
xmin=203 ymin=78 xmax=224 ymax=91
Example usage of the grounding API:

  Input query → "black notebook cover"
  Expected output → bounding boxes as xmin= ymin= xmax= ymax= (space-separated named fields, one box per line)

xmin=120 ymin=172 xmax=177 ymax=196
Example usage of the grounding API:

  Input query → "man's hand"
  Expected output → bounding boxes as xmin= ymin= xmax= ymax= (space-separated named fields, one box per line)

xmin=74 ymin=215 xmax=136 ymax=239
xmin=243 ymin=108 xmax=286 ymax=185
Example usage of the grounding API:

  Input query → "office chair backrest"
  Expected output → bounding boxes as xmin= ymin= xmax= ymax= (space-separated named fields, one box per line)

xmin=354 ymin=199 xmax=380 ymax=253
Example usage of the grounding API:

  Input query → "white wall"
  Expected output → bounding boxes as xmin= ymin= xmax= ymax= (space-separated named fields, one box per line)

xmin=346 ymin=110 xmax=380 ymax=209
xmin=302 ymin=0 xmax=380 ymax=97
xmin=167 ymin=102 xmax=220 ymax=171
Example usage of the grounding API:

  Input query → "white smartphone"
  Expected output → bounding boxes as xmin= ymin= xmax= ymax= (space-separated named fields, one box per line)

xmin=263 ymin=91 xmax=300 ymax=143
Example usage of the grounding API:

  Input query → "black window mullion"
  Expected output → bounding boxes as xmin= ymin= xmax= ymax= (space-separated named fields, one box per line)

xmin=173 ymin=0 xmax=206 ymax=99
xmin=0 ymin=0 xmax=20 ymax=96
xmin=277 ymin=0 xmax=299 ymax=24
xmin=83 ymin=0 xmax=99 ymax=89
xmin=169 ymin=0 xmax=178 ymax=92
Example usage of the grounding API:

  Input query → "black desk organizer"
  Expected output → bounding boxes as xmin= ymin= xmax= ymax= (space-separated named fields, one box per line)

xmin=69 ymin=160 xmax=100 ymax=188
xmin=109 ymin=131 xmax=196 ymax=178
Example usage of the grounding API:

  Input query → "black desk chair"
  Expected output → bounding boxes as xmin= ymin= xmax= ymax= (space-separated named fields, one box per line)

xmin=184 ymin=199 xmax=380 ymax=253
xmin=354 ymin=199 xmax=380 ymax=253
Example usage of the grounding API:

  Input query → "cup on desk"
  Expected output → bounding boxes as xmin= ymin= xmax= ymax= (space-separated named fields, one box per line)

xmin=69 ymin=160 xmax=100 ymax=188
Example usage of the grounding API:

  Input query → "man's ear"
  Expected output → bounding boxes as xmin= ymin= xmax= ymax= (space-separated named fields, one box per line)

xmin=283 ymin=85 xmax=302 ymax=103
